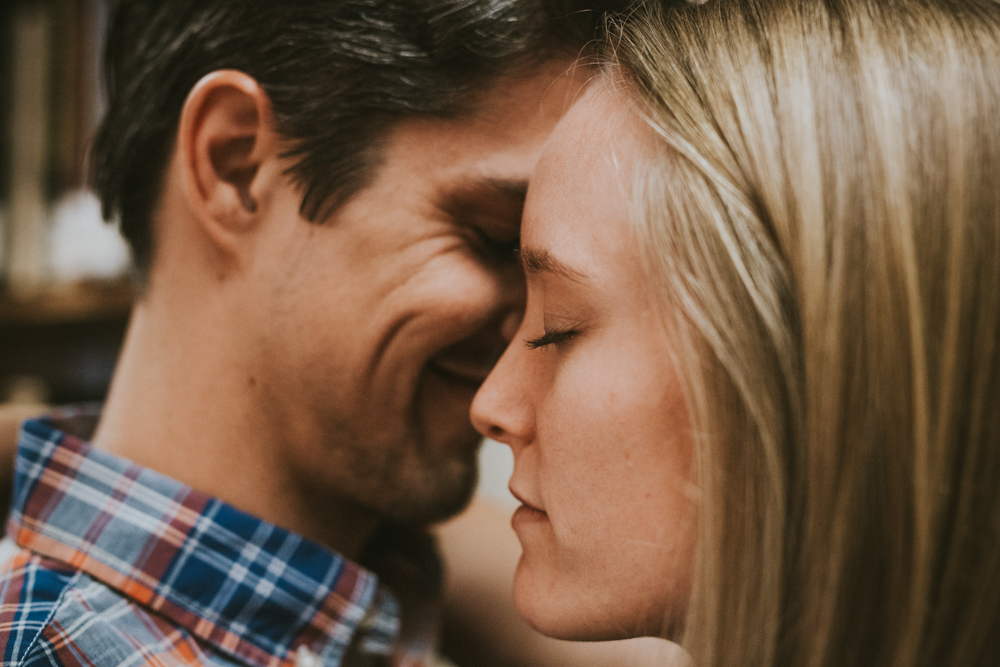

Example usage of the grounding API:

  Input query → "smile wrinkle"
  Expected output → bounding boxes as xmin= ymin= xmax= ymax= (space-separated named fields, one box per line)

xmin=369 ymin=311 xmax=420 ymax=378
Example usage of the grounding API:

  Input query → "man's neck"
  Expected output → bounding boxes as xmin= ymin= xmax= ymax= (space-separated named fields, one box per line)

xmin=92 ymin=300 xmax=380 ymax=562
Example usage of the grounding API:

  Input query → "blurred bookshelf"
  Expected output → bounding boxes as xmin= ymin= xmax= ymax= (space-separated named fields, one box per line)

xmin=0 ymin=0 xmax=131 ymax=405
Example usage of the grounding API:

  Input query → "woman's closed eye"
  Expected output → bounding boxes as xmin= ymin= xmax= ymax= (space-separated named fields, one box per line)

xmin=524 ymin=329 xmax=578 ymax=350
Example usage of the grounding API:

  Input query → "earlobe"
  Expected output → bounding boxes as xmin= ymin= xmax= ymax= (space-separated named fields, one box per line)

xmin=177 ymin=70 xmax=276 ymax=261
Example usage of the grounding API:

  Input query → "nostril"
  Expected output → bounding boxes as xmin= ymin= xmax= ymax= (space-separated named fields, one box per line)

xmin=488 ymin=425 xmax=505 ymax=440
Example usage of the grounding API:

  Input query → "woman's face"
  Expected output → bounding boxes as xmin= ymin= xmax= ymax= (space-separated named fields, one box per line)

xmin=470 ymin=84 xmax=697 ymax=641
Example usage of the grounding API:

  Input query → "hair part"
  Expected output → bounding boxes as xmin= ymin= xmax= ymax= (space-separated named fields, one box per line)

xmin=615 ymin=1 xmax=1000 ymax=665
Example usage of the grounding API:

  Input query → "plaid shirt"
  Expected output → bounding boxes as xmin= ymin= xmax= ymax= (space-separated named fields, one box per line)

xmin=0 ymin=416 xmax=444 ymax=667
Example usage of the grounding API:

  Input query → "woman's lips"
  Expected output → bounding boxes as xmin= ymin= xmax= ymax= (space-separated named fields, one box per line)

xmin=512 ymin=504 xmax=549 ymax=527
xmin=510 ymin=486 xmax=548 ymax=526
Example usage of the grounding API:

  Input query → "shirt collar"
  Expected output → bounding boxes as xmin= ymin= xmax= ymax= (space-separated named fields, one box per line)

xmin=8 ymin=416 xmax=400 ymax=667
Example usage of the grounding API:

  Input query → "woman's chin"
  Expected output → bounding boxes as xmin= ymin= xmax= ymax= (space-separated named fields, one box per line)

xmin=511 ymin=560 xmax=652 ymax=642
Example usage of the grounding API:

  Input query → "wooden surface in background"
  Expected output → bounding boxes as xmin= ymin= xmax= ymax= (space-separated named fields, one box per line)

xmin=0 ymin=278 xmax=134 ymax=325
xmin=0 ymin=279 xmax=133 ymax=403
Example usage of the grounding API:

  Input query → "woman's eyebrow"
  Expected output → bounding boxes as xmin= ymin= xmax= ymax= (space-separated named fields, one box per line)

xmin=519 ymin=246 xmax=588 ymax=282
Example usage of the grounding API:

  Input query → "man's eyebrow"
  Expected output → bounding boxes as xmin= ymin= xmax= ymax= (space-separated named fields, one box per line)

xmin=520 ymin=247 xmax=587 ymax=282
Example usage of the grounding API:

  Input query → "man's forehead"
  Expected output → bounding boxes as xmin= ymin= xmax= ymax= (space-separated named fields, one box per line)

xmin=391 ymin=59 xmax=591 ymax=162
xmin=462 ymin=59 xmax=593 ymax=129
xmin=342 ymin=61 xmax=591 ymax=237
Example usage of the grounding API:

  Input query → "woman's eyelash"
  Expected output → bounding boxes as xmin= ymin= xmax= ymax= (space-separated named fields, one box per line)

xmin=524 ymin=329 xmax=578 ymax=350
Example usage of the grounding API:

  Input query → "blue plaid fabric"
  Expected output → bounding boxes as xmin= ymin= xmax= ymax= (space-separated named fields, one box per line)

xmin=0 ymin=416 xmax=438 ymax=667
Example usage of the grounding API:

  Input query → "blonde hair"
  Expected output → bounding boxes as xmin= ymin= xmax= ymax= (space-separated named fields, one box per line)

xmin=614 ymin=1 xmax=1000 ymax=665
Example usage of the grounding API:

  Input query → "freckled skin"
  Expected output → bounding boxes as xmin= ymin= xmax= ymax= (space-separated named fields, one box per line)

xmin=471 ymin=85 xmax=698 ymax=641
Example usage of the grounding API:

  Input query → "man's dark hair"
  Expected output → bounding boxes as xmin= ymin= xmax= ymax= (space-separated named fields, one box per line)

xmin=92 ymin=0 xmax=626 ymax=274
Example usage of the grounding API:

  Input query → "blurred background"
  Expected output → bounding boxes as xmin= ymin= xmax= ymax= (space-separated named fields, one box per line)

xmin=0 ymin=0 xmax=132 ymax=407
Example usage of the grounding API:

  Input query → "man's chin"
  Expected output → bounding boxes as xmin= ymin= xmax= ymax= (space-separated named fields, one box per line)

xmin=403 ymin=382 xmax=485 ymax=523
xmin=377 ymin=455 xmax=480 ymax=525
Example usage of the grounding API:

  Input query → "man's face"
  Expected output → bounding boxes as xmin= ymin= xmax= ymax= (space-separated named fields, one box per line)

xmin=249 ymin=63 xmax=584 ymax=525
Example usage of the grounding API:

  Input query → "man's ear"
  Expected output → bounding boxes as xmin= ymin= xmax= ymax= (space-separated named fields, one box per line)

xmin=177 ymin=70 xmax=277 ymax=261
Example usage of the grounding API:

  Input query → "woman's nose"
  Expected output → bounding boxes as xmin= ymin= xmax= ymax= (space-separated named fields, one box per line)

xmin=470 ymin=334 xmax=535 ymax=451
